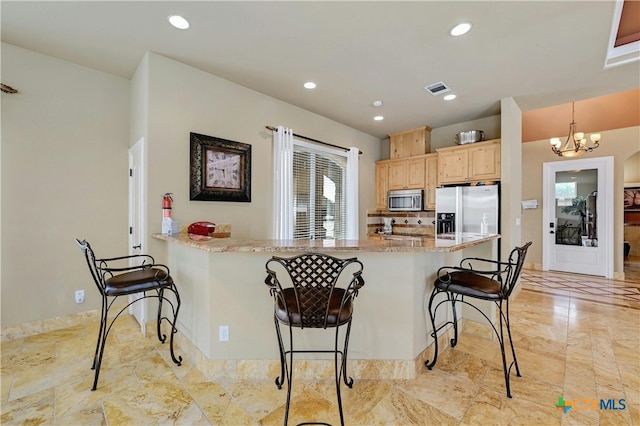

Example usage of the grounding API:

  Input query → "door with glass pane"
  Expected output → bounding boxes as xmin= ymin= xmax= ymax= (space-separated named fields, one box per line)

xmin=543 ymin=157 xmax=613 ymax=278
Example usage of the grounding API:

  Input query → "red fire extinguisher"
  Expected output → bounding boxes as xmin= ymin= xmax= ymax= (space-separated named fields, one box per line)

xmin=162 ymin=193 xmax=173 ymax=219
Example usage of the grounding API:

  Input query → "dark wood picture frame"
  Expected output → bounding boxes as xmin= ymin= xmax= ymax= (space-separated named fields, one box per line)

xmin=190 ymin=132 xmax=251 ymax=202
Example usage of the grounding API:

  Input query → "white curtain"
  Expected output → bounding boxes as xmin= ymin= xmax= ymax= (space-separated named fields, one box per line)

xmin=346 ymin=147 xmax=359 ymax=239
xmin=273 ymin=126 xmax=294 ymax=239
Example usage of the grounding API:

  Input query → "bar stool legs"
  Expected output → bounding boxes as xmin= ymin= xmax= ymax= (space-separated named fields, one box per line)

xmin=274 ymin=319 xmax=353 ymax=426
xmin=424 ymin=242 xmax=531 ymax=398
xmin=265 ymin=253 xmax=365 ymax=425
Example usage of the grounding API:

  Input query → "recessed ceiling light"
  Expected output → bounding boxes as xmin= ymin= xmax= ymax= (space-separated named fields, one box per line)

xmin=372 ymin=100 xmax=383 ymax=107
xmin=443 ymin=94 xmax=457 ymax=101
xmin=303 ymin=82 xmax=317 ymax=89
xmin=168 ymin=15 xmax=190 ymax=30
xmin=374 ymin=116 xmax=384 ymax=121
xmin=450 ymin=22 xmax=471 ymax=36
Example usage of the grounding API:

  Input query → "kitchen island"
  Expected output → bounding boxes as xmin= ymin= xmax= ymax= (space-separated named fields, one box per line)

xmin=152 ymin=233 xmax=499 ymax=380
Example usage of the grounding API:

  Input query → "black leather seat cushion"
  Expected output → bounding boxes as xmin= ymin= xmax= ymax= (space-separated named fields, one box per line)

xmin=435 ymin=271 xmax=503 ymax=300
xmin=275 ymin=287 xmax=353 ymax=327
xmin=104 ymin=268 xmax=173 ymax=296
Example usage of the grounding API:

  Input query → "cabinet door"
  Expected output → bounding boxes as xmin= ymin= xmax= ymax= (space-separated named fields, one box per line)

xmin=438 ymin=149 xmax=469 ymax=184
xmin=388 ymin=161 xmax=407 ymax=190
xmin=406 ymin=157 xmax=426 ymax=189
xmin=375 ymin=162 xmax=389 ymax=209
xmin=389 ymin=127 xmax=430 ymax=159
xmin=406 ymin=129 xmax=426 ymax=158
xmin=469 ymin=142 xmax=501 ymax=181
xmin=389 ymin=134 xmax=406 ymax=159
xmin=425 ymin=154 xmax=438 ymax=209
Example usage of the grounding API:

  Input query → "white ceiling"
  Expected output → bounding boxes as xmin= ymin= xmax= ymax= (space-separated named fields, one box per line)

xmin=2 ymin=1 xmax=639 ymax=139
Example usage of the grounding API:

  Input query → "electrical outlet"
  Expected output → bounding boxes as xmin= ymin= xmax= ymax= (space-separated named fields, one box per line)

xmin=219 ymin=325 xmax=229 ymax=342
xmin=75 ymin=290 xmax=85 ymax=304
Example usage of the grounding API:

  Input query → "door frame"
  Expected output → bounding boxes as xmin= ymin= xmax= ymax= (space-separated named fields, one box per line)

xmin=542 ymin=156 xmax=614 ymax=278
xmin=128 ymin=137 xmax=147 ymax=333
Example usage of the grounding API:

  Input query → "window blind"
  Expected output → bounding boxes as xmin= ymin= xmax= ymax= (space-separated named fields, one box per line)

xmin=292 ymin=143 xmax=347 ymax=240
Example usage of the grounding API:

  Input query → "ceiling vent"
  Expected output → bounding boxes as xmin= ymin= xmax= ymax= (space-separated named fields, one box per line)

xmin=424 ymin=81 xmax=452 ymax=96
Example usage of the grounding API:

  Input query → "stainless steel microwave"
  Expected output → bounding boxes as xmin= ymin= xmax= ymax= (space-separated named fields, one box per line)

xmin=388 ymin=189 xmax=424 ymax=211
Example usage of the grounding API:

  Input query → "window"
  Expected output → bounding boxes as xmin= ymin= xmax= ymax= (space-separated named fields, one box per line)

xmin=555 ymin=181 xmax=576 ymax=206
xmin=293 ymin=143 xmax=347 ymax=239
xmin=273 ymin=127 xmax=358 ymax=240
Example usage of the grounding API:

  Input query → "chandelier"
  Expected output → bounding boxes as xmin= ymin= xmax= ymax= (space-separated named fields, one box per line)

xmin=550 ymin=102 xmax=601 ymax=158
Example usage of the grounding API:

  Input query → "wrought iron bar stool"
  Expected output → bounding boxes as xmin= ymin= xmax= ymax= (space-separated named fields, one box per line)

xmin=265 ymin=253 xmax=365 ymax=426
xmin=76 ymin=239 xmax=182 ymax=390
xmin=425 ymin=242 xmax=532 ymax=398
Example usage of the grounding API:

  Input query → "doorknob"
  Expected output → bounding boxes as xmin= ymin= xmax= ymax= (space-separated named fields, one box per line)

xmin=132 ymin=244 xmax=141 ymax=249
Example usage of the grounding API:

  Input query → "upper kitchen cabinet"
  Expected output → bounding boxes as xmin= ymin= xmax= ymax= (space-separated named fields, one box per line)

xmin=375 ymin=154 xmax=438 ymax=210
xmin=388 ymin=157 xmax=426 ymax=190
xmin=389 ymin=126 xmax=432 ymax=159
xmin=425 ymin=154 xmax=438 ymax=210
xmin=375 ymin=162 xmax=389 ymax=209
xmin=437 ymin=139 xmax=501 ymax=185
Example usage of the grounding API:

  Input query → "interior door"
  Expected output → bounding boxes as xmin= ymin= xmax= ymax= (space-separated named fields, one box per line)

xmin=128 ymin=138 xmax=146 ymax=334
xmin=543 ymin=156 xmax=614 ymax=278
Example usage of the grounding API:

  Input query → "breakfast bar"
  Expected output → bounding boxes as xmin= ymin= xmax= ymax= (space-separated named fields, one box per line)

xmin=152 ymin=233 xmax=500 ymax=380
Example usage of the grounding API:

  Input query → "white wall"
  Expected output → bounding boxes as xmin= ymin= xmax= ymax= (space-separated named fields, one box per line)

xmin=500 ymin=97 xmax=523 ymax=260
xmin=140 ymin=53 xmax=381 ymax=255
xmin=1 ymin=46 xmax=383 ymax=328
xmin=431 ymin=115 xmax=501 ymax=150
xmin=624 ymin=152 xmax=640 ymax=183
xmin=1 ymin=43 xmax=130 ymax=327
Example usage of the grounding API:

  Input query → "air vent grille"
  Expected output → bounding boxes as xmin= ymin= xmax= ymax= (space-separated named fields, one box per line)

xmin=424 ymin=81 xmax=452 ymax=96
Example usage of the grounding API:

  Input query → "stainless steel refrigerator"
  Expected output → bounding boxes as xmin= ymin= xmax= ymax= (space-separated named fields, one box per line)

xmin=435 ymin=184 xmax=500 ymax=237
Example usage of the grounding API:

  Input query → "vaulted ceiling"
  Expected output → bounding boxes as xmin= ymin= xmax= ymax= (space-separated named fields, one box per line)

xmin=2 ymin=1 xmax=639 ymax=139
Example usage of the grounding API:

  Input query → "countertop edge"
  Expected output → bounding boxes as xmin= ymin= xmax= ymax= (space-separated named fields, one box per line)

xmin=151 ymin=233 xmax=500 ymax=253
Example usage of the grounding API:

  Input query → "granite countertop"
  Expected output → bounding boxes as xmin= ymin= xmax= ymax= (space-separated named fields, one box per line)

xmin=152 ymin=233 xmax=500 ymax=253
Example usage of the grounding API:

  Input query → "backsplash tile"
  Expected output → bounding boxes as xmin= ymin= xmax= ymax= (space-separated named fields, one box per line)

xmin=367 ymin=210 xmax=435 ymax=237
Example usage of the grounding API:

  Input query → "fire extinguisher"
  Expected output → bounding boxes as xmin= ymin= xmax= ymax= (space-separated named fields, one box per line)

xmin=162 ymin=193 xmax=173 ymax=219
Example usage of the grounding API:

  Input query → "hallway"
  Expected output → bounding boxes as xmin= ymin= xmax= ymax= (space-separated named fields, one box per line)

xmin=1 ymin=270 xmax=638 ymax=425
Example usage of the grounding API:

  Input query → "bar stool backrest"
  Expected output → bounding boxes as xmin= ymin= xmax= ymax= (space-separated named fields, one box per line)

xmin=265 ymin=253 xmax=364 ymax=329
xmin=76 ymin=239 xmax=104 ymax=294
xmin=76 ymin=239 xmax=158 ymax=296
xmin=503 ymin=241 xmax=532 ymax=297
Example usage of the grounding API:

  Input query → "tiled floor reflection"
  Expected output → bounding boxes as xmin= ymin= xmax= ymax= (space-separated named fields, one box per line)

xmin=2 ymin=270 xmax=639 ymax=425
xmin=521 ymin=269 xmax=640 ymax=306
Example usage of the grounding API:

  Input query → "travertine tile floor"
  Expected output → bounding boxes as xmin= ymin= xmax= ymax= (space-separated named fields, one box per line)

xmin=1 ymin=270 xmax=639 ymax=425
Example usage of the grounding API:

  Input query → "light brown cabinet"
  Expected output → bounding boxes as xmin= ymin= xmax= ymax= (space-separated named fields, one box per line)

xmin=375 ymin=162 xmax=389 ymax=209
xmin=388 ymin=157 xmax=425 ymax=190
xmin=375 ymin=153 xmax=439 ymax=210
xmin=437 ymin=139 xmax=501 ymax=185
xmin=425 ymin=154 xmax=438 ymax=210
xmin=469 ymin=141 xmax=501 ymax=181
xmin=389 ymin=126 xmax=432 ymax=159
